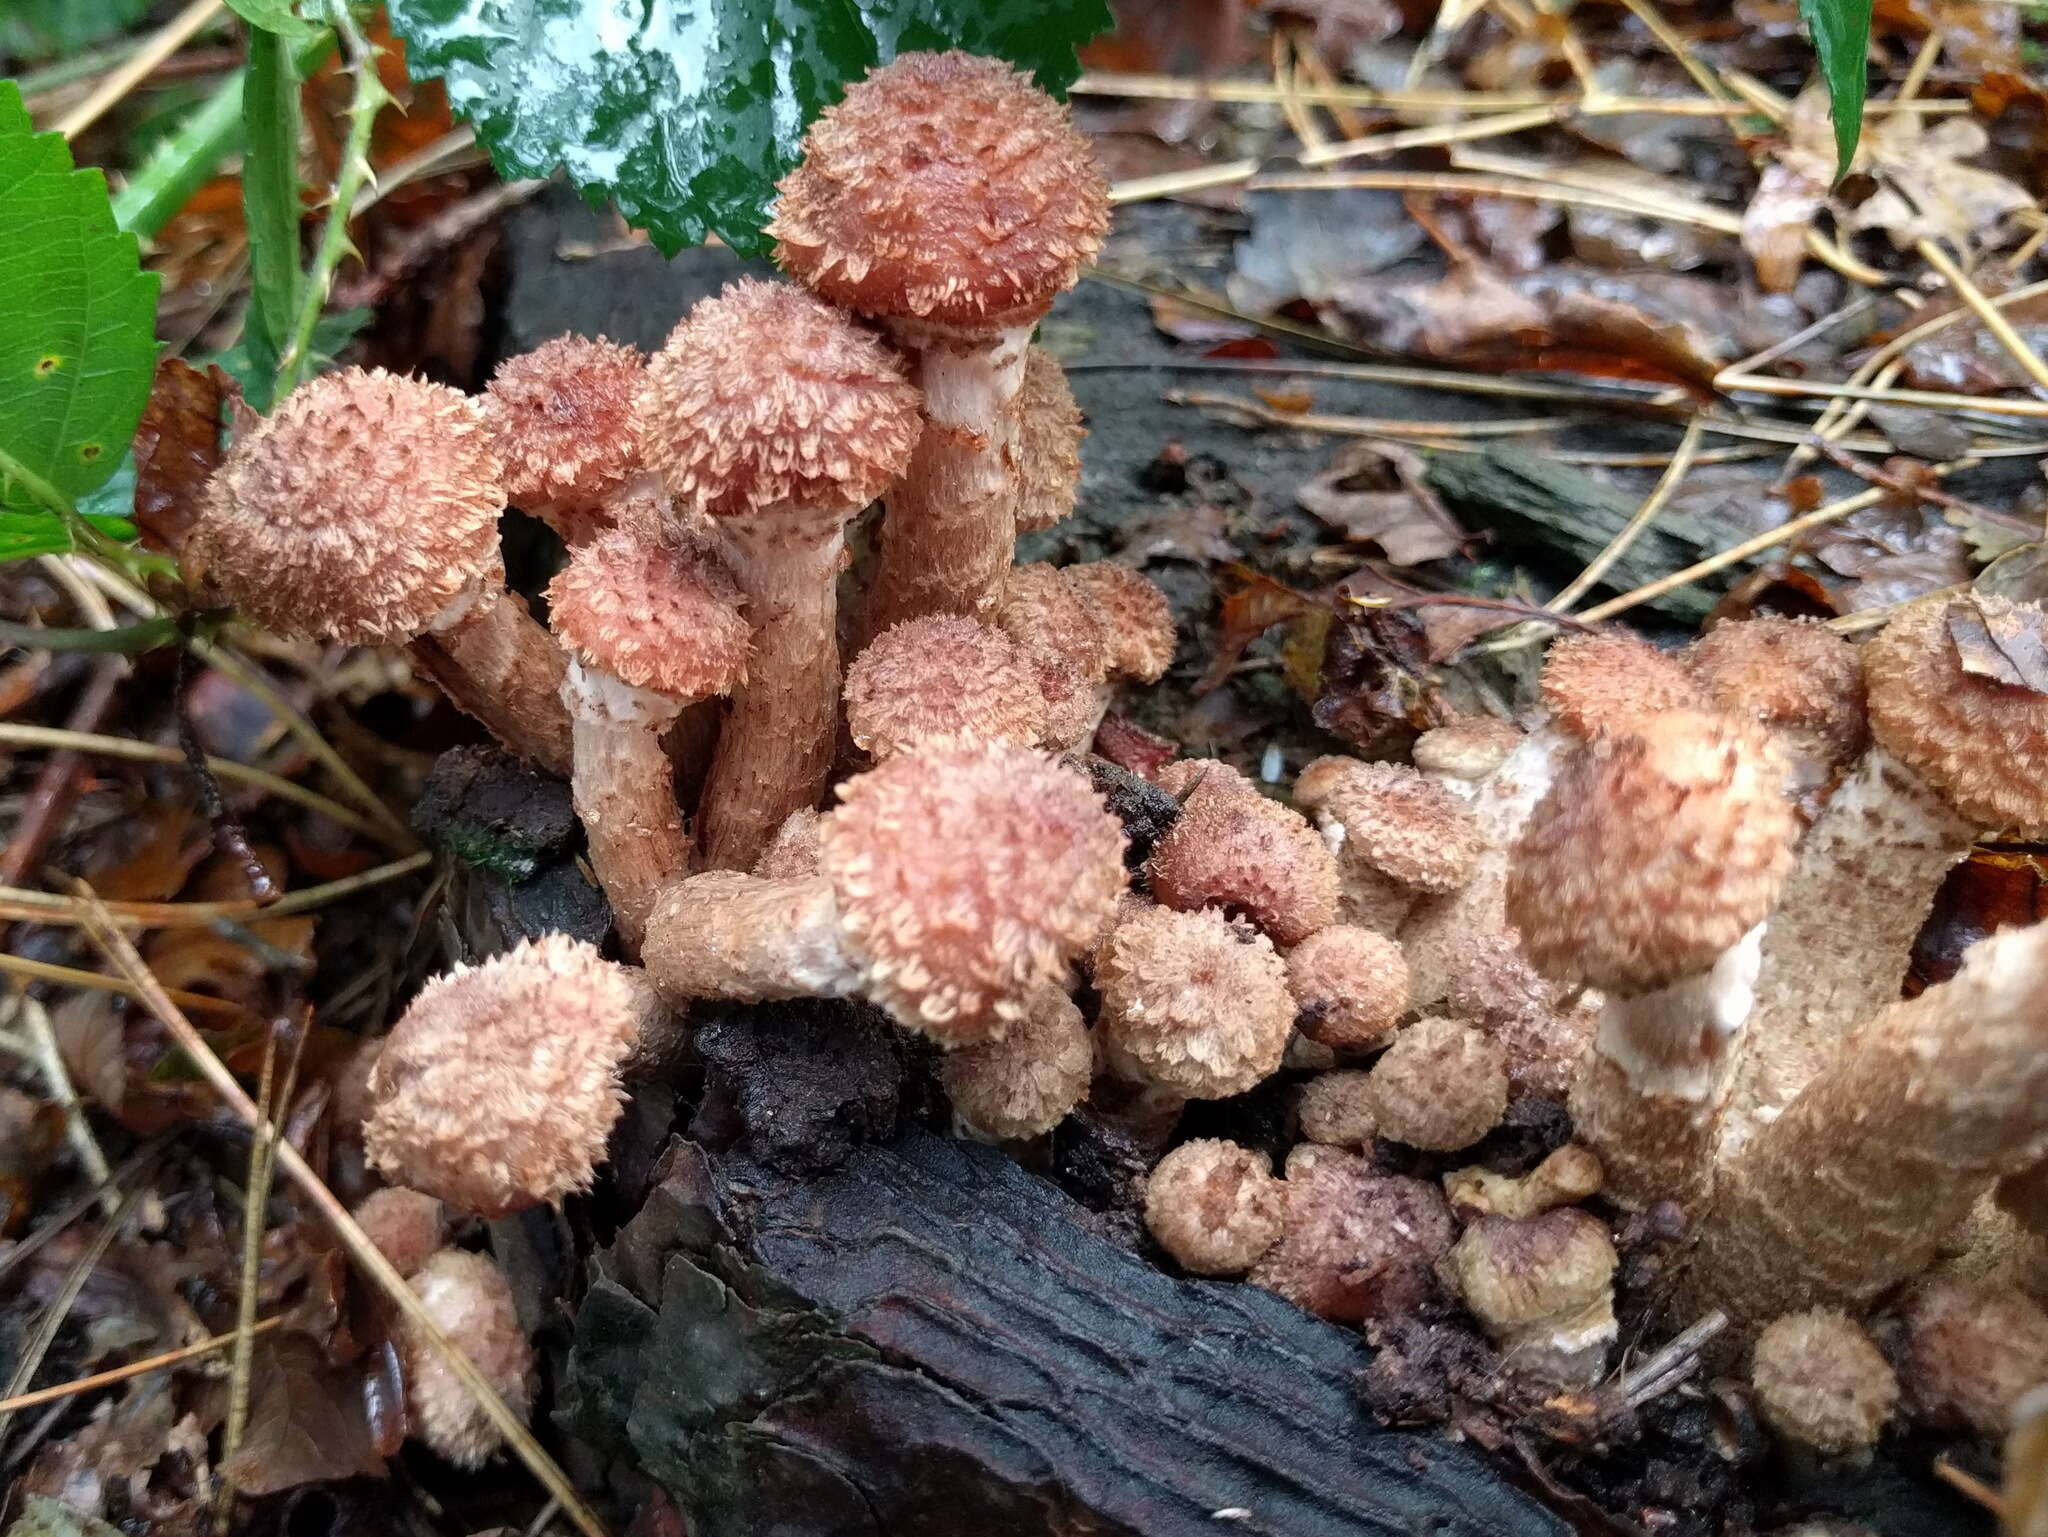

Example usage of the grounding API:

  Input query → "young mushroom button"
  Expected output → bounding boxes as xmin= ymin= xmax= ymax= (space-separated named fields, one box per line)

xmin=188 ymin=367 xmax=573 ymax=774
xmin=1294 ymin=757 xmax=1482 ymax=934
xmin=772 ymin=51 xmax=1110 ymax=632
xmin=480 ymin=334 xmax=648 ymax=545
xmin=843 ymin=614 xmax=1046 ymax=759
xmin=398 ymin=1248 xmax=538 ymax=1469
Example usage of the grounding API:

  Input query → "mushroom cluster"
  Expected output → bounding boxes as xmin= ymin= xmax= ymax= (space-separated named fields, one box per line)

xmin=184 ymin=47 xmax=2048 ymax=1490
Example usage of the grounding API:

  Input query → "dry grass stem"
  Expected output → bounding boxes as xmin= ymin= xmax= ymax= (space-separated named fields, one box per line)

xmin=1553 ymin=415 xmax=1709 ymax=611
xmin=10 ymin=997 xmax=115 ymax=1209
xmin=0 ymin=1318 xmax=285 ymax=1418
xmin=1719 ymin=373 xmax=2048 ymax=419
xmin=54 ymin=0 xmax=224 ymax=139
xmin=0 ymin=850 xmax=432 ymax=928
xmin=1916 ymin=239 xmax=2048 ymax=393
xmin=0 ymin=954 xmax=244 ymax=1015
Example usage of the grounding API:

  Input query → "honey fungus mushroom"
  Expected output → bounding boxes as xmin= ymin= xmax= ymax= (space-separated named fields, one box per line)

xmin=480 ymin=334 xmax=648 ymax=543
xmin=843 ymin=614 xmax=1046 ymax=759
xmin=1146 ymin=774 xmax=1341 ymax=947
xmin=1366 ymin=1017 xmax=1509 ymax=1152
xmin=1011 ymin=345 xmax=1086 ymax=536
xmin=1249 ymin=1146 xmax=1456 ymax=1325
xmin=637 ymin=278 xmax=923 ymax=870
xmin=1286 ymin=924 xmax=1410 ymax=1052
xmin=642 ymin=741 xmax=1127 ymax=1048
xmin=397 ymin=1248 xmax=537 ymax=1468
xmin=940 ymin=985 xmax=1093 ymax=1140
xmin=364 ymin=936 xmax=657 ymax=1217
xmin=1143 ymin=1139 xmax=1287 ymax=1276
xmin=1445 ymin=1210 xmax=1619 ymax=1385
xmin=1749 ymin=1309 xmax=1899 ymax=1462
xmin=772 ymin=51 xmax=1110 ymax=632
xmin=1293 ymin=757 xmax=1481 ymax=934
xmin=188 ymin=367 xmax=573 ymax=774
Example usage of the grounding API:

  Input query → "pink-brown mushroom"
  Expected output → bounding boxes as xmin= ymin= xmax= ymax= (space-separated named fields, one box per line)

xmin=480 ymin=334 xmax=649 ymax=545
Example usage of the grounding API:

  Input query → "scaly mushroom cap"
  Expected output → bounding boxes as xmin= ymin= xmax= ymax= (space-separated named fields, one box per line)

xmin=1540 ymin=631 xmax=1707 ymax=740
xmin=1294 ymin=757 xmax=1482 ymax=894
xmin=1097 ymin=905 xmax=1295 ymax=1098
xmin=1013 ymin=345 xmax=1085 ymax=533
xmin=1687 ymin=615 xmax=1868 ymax=766
xmin=1448 ymin=1210 xmax=1618 ymax=1345
xmin=997 ymin=562 xmax=1113 ymax=744
xmin=1751 ymin=1308 xmax=1899 ymax=1458
xmin=398 ymin=1249 xmax=537 ymax=1469
xmin=546 ymin=528 xmax=750 ymax=699
xmin=844 ymin=615 xmax=1046 ymax=756
xmin=821 ymin=741 xmax=1127 ymax=1046
xmin=1413 ymin=717 xmax=1524 ymax=784
xmin=1296 ymin=1069 xmax=1379 ymax=1147
xmin=1900 ymin=1278 xmax=2048 ymax=1436
xmin=1064 ymin=562 xmax=1176 ymax=683
xmin=1286 ymin=924 xmax=1409 ymax=1051
xmin=1864 ymin=595 xmax=2048 ymax=835
xmin=1143 ymin=1139 xmax=1287 ymax=1276
xmin=940 ymin=985 xmax=1093 ymax=1140
xmin=1147 ymin=785 xmax=1342 ymax=947
xmin=1365 ymin=1016 xmax=1510 ymax=1151
xmin=636 ymin=278 xmax=922 ymax=521
xmin=191 ymin=367 xmax=503 ymax=645
xmin=364 ymin=936 xmax=653 ymax=1216
xmin=481 ymin=335 xmax=644 ymax=534
xmin=770 ymin=51 xmax=1110 ymax=332
xmin=1507 ymin=709 xmax=1797 ymax=992
xmin=351 ymin=1187 xmax=445 ymax=1280
xmin=1249 ymin=1147 xmax=1455 ymax=1324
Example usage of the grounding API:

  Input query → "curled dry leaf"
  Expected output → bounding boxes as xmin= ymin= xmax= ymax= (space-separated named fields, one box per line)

xmin=220 ymin=1336 xmax=387 ymax=1496
xmin=1311 ymin=603 xmax=1453 ymax=755
xmin=1946 ymin=594 xmax=2048 ymax=693
xmin=1296 ymin=443 xmax=1467 ymax=566
xmin=133 ymin=359 xmax=234 ymax=556
xmin=1847 ymin=115 xmax=2034 ymax=249
xmin=1197 ymin=566 xmax=1322 ymax=696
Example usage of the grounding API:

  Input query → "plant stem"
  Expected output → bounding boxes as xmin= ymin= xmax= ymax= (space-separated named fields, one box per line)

xmin=241 ymin=28 xmax=305 ymax=396
xmin=0 ymin=616 xmax=178 ymax=653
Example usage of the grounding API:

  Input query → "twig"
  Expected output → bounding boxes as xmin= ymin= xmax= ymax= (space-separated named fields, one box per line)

xmin=55 ymin=0 xmax=225 ymax=140
xmin=1350 ymin=591 xmax=1603 ymax=633
xmin=1801 ymin=436 xmax=2023 ymax=529
xmin=72 ymin=889 xmax=612 ymax=1537
xmin=1604 ymin=1311 xmax=1727 ymax=1421
xmin=0 ymin=1316 xmax=284 ymax=1417
xmin=0 ymin=952 xmax=243 ymax=1016
xmin=0 ymin=850 xmax=432 ymax=928
xmin=0 ymin=660 xmax=125 ymax=887
xmin=0 ymin=1183 xmax=146 ymax=1446
xmin=1553 ymin=415 xmax=1709 ymax=612
xmin=1718 ymin=373 xmax=2048 ymax=420
xmin=1246 ymin=168 xmax=1747 ymax=234
xmin=1932 ymin=1454 xmax=2005 ymax=1516
xmin=11 ymin=997 xmax=115 ymax=1210
xmin=1916 ymin=239 xmax=2048 ymax=394
xmin=1168 ymin=392 xmax=1569 ymax=437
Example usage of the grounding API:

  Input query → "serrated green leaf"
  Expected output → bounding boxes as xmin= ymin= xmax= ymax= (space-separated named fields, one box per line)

xmin=0 ymin=0 xmax=153 ymax=62
xmin=0 ymin=81 xmax=160 ymax=517
xmin=224 ymin=0 xmax=325 ymax=44
xmin=1799 ymin=0 xmax=1873 ymax=180
xmin=387 ymin=0 xmax=1113 ymax=258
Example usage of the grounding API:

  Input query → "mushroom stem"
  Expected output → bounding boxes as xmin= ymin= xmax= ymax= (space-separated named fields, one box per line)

xmin=698 ymin=521 xmax=846 ymax=870
xmin=1686 ymin=922 xmax=2048 ymax=1330
xmin=1569 ymin=924 xmax=1763 ymax=1210
xmin=410 ymin=576 xmax=573 ymax=778
xmin=859 ymin=322 xmax=1031 ymax=638
xmin=562 ymin=661 xmax=688 ymax=955
xmin=642 ymin=871 xmax=863 ymax=1005
xmin=1722 ymin=749 xmax=1974 ymax=1150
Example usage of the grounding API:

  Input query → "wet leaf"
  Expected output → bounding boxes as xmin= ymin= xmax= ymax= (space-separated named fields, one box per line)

xmin=1947 ymin=594 xmax=2048 ymax=693
xmin=387 ymin=0 xmax=1113 ymax=258
xmin=1845 ymin=114 xmax=2032 ymax=249
xmin=1229 ymin=184 xmax=1426 ymax=314
xmin=1799 ymin=0 xmax=1873 ymax=178
xmin=1976 ymin=540 xmax=2048 ymax=605
xmin=1743 ymin=160 xmax=1826 ymax=294
xmin=1311 ymin=604 xmax=1450 ymax=754
xmin=1910 ymin=847 xmax=2048 ymax=991
xmin=131 ymin=361 xmax=233 ymax=556
xmin=1295 ymin=443 xmax=1467 ymax=566
xmin=1256 ymin=0 xmax=1401 ymax=56
xmin=220 ymin=1336 xmax=385 ymax=1496
xmin=1118 ymin=501 xmax=1240 ymax=567
xmin=1197 ymin=566 xmax=1322 ymax=695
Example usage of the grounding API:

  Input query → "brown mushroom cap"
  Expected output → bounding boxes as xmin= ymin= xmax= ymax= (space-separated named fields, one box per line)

xmin=1063 ymin=563 xmax=1176 ymax=683
xmin=1413 ymin=717 xmax=1524 ymax=784
xmin=480 ymin=334 xmax=644 ymax=533
xmin=1249 ymin=1148 xmax=1455 ymax=1324
xmin=191 ymin=367 xmax=503 ymax=645
xmin=821 ymin=741 xmax=1127 ymax=1046
xmin=939 ymin=985 xmax=1093 ymax=1140
xmin=398 ymin=1249 xmax=537 ymax=1469
xmin=997 ymin=562 xmax=1112 ymax=744
xmin=1864 ymin=596 xmax=2048 ymax=835
xmin=1012 ymin=345 xmax=1085 ymax=533
xmin=352 ymin=1187 xmax=445 ymax=1280
xmin=1687 ymin=615 xmax=1869 ymax=767
xmin=1286 ymin=924 xmax=1409 ymax=1051
xmin=1097 ymin=905 xmax=1294 ymax=1098
xmin=1447 ymin=1209 xmax=1618 ymax=1360
xmin=1751 ymin=1308 xmax=1899 ymax=1458
xmin=363 ymin=936 xmax=653 ymax=1216
xmin=844 ymin=615 xmax=1047 ymax=756
xmin=1143 ymin=1139 xmax=1288 ymax=1276
xmin=1507 ymin=709 xmax=1797 ymax=992
xmin=770 ymin=51 xmax=1110 ymax=332
xmin=1294 ymin=757 xmax=1483 ymax=894
xmin=546 ymin=528 xmax=750 ymax=699
xmin=1900 ymin=1278 xmax=2048 ymax=1436
xmin=1365 ymin=1016 xmax=1509 ymax=1151
xmin=1296 ymin=1069 xmax=1379 ymax=1147
xmin=635 ymin=278 xmax=922 ymax=522
xmin=1539 ymin=631 xmax=1708 ymax=740
xmin=1147 ymin=782 xmax=1341 ymax=948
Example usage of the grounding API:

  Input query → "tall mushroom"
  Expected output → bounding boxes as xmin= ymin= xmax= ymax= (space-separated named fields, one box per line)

xmin=546 ymin=529 xmax=750 ymax=953
xmin=771 ymin=51 xmax=1110 ymax=634
xmin=1507 ymin=709 xmax=1798 ymax=1209
xmin=189 ymin=367 xmax=572 ymax=774
xmin=636 ymin=278 xmax=923 ymax=870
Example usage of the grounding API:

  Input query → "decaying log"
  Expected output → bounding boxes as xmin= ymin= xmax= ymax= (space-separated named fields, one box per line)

xmin=562 ymin=1123 xmax=1572 ymax=1537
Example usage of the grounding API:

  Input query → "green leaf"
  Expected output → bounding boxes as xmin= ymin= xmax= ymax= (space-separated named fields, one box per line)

xmin=0 ymin=80 xmax=160 ymax=517
xmin=223 ymin=0 xmax=325 ymax=44
xmin=241 ymin=28 xmax=306 ymax=392
xmin=0 ymin=508 xmax=139 ymax=564
xmin=386 ymin=0 xmax=1114 ymax=258
xmin=205 ymin=306 xmax=368 ymax=405
xmin=1799 ymin=0 xmax=1873 ymax=180
xmin=0 ymin=0 xmax=152 ymax=62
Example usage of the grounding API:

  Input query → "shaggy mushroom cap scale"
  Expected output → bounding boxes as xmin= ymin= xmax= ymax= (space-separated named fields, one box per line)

xmin=1687 ymin=615 xmax=1868 ymax=765
xmin=1147 ymin=785 xmax=1341 ymax=947
xmin=844 ymin=615 xmax=1046 ymax=755
xmin=1287 ymin=924 xmax=1409 ymax=1051
xmin=770 ymin=51 xmax=1110 ymax=331
xmin=1143 ymin=1139 xmax=1287 ymax=1276
xmin=940 ymin=985 xmax=1093 ymax=1140
xmin=1864 ymin=595 xmax=2048 ymax=835
xmin=820 ymin=742 xmax=1127 ymax=1045
xmin=364 ymin=935 xmax=651 ymax=1216
xmin=546 ymin=529 xmax=750 ymax=699
xmin=1012 ymin=345 xmax=1085 ymax=533
xmin=1539 ymin=631 xmax=1708 ymax=740
xmin=636 ymin=278 xmax=922 ymax=522
xmin=1294 ymin=757 xmax=1482 ymax=893
xmin=1751 ymin=1308 xmax=1899 ymax=1458
xmin=481 ymin=335 xmax=645 ymax=522
xmin=191 ymin=368 xmax=502 ymax=645
xmin=1508 ymin=710 xmax=1797 ymax=993
xmin=1097 ymin=905 xmax=1295 ymax=1098
xmin=1063 ymin=562 xmax=1176 ymax=683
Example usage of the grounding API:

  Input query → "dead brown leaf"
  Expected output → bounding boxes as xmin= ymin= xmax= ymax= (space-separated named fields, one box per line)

xmin=1196 ymin=566 xmax=1323 ymax=695
xmin=1976 ymin=540 xmax=2048 ymax=605
xmin=132 ymin=360 xmax=233 ymax=557
xmin=1258 ymin=0 xmax=1402 ymax=57
xmin=1947 ymin=593 xmax=2048 ymax=692
xmin=1311 ymin=602 xmax=1453 ymax=753
xmin=1743 ymin=160 xmax=1826 ymax=294
xmin=1119 ymin=502 xmax=1241 ymax=567
xmin=1847 ymin=113 xmax=2033 ymax=250
xmin=1295 ymin=443 xmax=1467 ymax=565
xmin=219 ymin=1336 xmax=386 ymax=1496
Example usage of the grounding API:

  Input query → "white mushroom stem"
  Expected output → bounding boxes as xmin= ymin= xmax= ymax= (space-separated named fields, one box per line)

xmin=411 ymin=573 xmax=573 ymax=778
xmin=1722 ymin=748 xmax=1975 ymax=1155
xmin=698 ymin=515 xmax=848 ymax=871
xmin=859 ymin=321 xmax=1032 ymax=639
xmin=641 ymin=871 xmax=863 ymax=1005
xmin=561 ymin=660 xmax=689 ymax=957
xmin=1570 ymin=925 xmax=1764 ymax=1211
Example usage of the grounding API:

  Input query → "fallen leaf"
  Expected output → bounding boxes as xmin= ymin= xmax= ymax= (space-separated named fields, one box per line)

xmin=1148 ymin=292 xmax=1260 ymax=347
xmin=49 ymin=993 xmax=125 ymax=1114
xmin=1196 ymin=566 xmax=1323 ymax=695
xmin=1845 ymin=113 xmax=2033 ymax=250
xmin=219 ymin=1336 xmax=386 ymax=1496
xmin=1743 ymin=160 xmax=1825 ymax=294
xmin=1257 ymin=0 xmax=1402 ymax=57
xmin=1975 ymin=539 xmax=2048 ymax=604
xmin=132 ymin=360 xmax=234 ymax=556
xmin=1252 ymin=384 xmax=1315 ymax=414
xmin=1910 ymin=847 xmax=2048 ymax=992
xmin=1295 ymin=442 xmax=1467 ymax=565
xmin=1807 ymin=501 xmax=1976 ymax=612
xmin=1119 ymin=502 xmax=1240 ymax=567
xmin=1947 ymin=594 xmax=2048 ymax=692
xmin=1311 ymin=603 xmax=1452 ymax=753
xmin=1093 ymin=714 xmax=1180 ymax=779
xmin=1228 ymin=184 xmax=1427 ymax=314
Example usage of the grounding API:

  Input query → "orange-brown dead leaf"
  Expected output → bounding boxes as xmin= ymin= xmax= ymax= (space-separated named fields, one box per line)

xmin=133 ymin=359 xmax=235 ymax=557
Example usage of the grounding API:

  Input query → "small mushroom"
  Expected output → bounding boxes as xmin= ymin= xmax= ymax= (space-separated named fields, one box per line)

xmin=1685 ymin=615 xmax=1867 ymax=821
xmin=480 ymin=334 xmax=649 ymax=544
xmin=1446 ymin=1209 xmax=1618 ymax=1385
xmin=351 ymin=1188 xmax=445 ymax=1281
xmin=398 ymin=1249 xmax=537 ymax=1468
xmin=1143 ymin=1139 xmax=1287 ymax=1277
xmin=843 ymin=614 xmax=1046 ymax=760
xmin=1296 ymin=1069 xmax=1378 ymax=1148
xmin=1147 ymin=778 xmax=1340 ymax=947
xmin=1364 ymin=1017 xmax=1508 ymax=1153
xmin=1444 ymin=1143 xmax=1603 ymax=1219
xmin=1294 ymin=757 xmax=1481 ymax=934
xmin=940 ymin=985 xmax=1093 ymax=1140
xmin=1248 ymin=1146 xmax=1454 ymax=1325
xmin=1750 ymin=1308 xmax=1898 ymax=1462
xmin=1096 ymin=904 xmax=1294 ymax=1099
xmin=1011 ymin=345 xmax=1086 ymax=536
xmin=1539 ymin=630 xmax=1708 ymax=740
xmin=1899 ymin=1278 xmax=2048 ymax=1438
xmin=1285 ymin=924 xmax=1409 ymax=1052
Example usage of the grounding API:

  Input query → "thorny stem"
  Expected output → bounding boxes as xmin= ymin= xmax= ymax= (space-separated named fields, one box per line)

xmin=275 ymin=2 xmax=390 ymax=398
